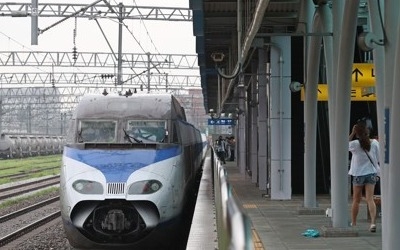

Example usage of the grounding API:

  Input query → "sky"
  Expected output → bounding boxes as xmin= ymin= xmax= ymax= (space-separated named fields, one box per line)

xmin=0 ymin=0 xmax=197 ymax=75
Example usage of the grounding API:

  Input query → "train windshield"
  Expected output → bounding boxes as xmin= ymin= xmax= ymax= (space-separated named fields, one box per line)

xmin=78 ymin=120 xmax=117 ymax=143
xmin=126 ymin=120 xmax=167 ymax=143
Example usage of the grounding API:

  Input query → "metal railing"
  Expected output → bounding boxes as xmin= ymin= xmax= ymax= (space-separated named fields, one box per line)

xmin=212 ymin=148 xmax=253 ymax=250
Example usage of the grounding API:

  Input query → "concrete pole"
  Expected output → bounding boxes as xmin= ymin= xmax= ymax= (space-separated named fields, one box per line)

xmin=388 ymin=41 xmax=400 ymax=249
xmin=31 ymin=0 xmax=38 ymax=45
xmin=237 ymin=76 xmax=246 ymax=174
xmin=366 ymin=0 xmax=385 ymax=246
xmin=329 ymin=0 xmax=344 ymax=198
xmin=388 ymin=1 xmax=400 ymax=248
xmin=304 ymin=5 xmax=322 ymax=208
xmin=117 ymin=3 xmax=123 ymax=86
xmin=382 ymin=1 xmax=397 ymax=247
xmin=258 ymin=48 xmax=268 ymax=190
xmin=319 ymin=4 xmax=334 ymax=199
xmin=331 ymin=0 xmax=360 ymax=228
xmin=270 ymin=37 xmax=291 ymax=200
xmin=147 ymin=53 xmax=151 ymax=92
xmin=249 ymin=58 xmax=258 ymax=184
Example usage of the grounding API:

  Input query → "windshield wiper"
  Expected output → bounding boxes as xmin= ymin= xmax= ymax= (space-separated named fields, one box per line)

xmin=123 ymin=129 xmax=142 ymax=143
xmin=77 ymin=130 xmax=84 ymax=143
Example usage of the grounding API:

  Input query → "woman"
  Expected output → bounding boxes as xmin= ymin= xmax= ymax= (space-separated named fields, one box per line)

xmin=348 ymin=120 xmax=380 ymax=232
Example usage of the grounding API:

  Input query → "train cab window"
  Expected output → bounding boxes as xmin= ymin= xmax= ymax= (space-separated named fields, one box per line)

xmin=126 ymin=120 xmax=166 ymax=143
xmin=78 ymin=120 xmax=117 ymax=143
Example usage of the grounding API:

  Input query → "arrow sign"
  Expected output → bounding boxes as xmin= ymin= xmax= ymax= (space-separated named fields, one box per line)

xmin=352 ymin=63 xmax=375 ymax=86
xmin=300 ymin=84 xmax=376 ymax=101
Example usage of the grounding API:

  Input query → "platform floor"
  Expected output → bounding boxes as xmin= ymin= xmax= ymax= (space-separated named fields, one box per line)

xmin=223 ymin=161 xmax=382 ymax=250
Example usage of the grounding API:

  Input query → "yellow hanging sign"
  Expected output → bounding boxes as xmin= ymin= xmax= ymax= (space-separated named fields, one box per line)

xmin=300 ymin=84 xmax=376 ymax=101
xmin=352 ymin=63 xmax=375 ymax=87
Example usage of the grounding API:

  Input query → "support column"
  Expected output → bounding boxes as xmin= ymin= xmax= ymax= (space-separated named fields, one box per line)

xmin=388 ymin=24 xmax=400 ymax=249
xmin=258 ymin=48 xmax=268 ymax=190
xmin=249 ymin=58 xmax=259 ymax=184
xmin=331 ymin=0 xmax=360 ymax=228
xmin=237 ymin=76 xmax=246 ymax=174
xmin=269 ymin=36 xmax=291 ymax=200
xmin=387 ymin=1 xmax=400 ymax=248
xmin=304 ymin=5 xmax=322 ymax=208
xmin=367 ymin=0 xmax=385 ymax=246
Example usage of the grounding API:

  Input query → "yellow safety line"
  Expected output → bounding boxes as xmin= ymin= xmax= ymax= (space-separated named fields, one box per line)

xmin=252 ymin=227 xmax=265 ymax=250
xmin=232 ymin=185 xmax=265 ymax=249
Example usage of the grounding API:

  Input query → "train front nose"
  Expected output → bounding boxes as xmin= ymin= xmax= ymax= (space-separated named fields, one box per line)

xmin=71 ymin=200 xmax=160 ymax=243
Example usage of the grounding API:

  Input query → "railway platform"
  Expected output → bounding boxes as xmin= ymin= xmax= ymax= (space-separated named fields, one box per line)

xmin=187 ymin=158 xmax=382 ymax=250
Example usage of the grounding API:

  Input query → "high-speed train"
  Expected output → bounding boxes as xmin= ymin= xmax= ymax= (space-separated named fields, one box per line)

xmin=0 ymin=133 xmax=65 ymax=159
xmin=60 ymin=93 xmax=208 ymax=249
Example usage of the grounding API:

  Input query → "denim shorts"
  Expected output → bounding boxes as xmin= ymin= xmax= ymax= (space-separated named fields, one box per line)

xmin=352 ymin=173 xmax=378 ymax=186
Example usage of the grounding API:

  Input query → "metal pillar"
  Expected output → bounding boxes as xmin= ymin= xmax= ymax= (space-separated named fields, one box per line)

xmin=366 ymin=0 xmax=385 ymax=247
xmin=249 ymin=58 xmax=259 ymax=184
xmin=31 ymin=0 xmax=38 ymax=45
xmin=331 ymin=0 xmax=360 ymax=228
xmin=329 ymin=0 xmax=344 ymax=205
xmin=303 ymin=4 xmax=322 ymax=208
xmin=237 ymin=76 xmax=246 ymax=174
xmin=269 ymin=37 xmax=291 ymax=200
xmin=302 ymin=1 xmax=332 ymax=209
xmin=387 ymin=1 xmax=400 ymax=248
xmin=257 ymin=48 xmax=268 ymax=190
xmin=388 ymin=20 xmax=400 ymax=249
xmin=117 ymin=3 xmax=123 ymax=86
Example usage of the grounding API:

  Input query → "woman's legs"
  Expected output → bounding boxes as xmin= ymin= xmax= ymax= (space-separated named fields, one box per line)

xmin=365 ymin=183 xmax=377 ymax=228
xmin=351 ymin=184 xmax=363 ymax=226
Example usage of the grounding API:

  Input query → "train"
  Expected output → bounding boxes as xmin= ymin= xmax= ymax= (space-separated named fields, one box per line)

xmin=0 ymin=133 xmax=65 ymax=159
xmin=59 ymin=93 xmax=208 ymax=249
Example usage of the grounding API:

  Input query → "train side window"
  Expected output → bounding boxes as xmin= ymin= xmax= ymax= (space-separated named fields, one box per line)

xmin=78 ymin=120 xmax=117 ymax=143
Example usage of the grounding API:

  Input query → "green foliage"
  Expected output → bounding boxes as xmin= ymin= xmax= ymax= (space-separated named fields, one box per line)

xmin=0 ymin=155 xmax=62 ymax=185
xmin=0 ymin=186 xmax=59 ymax=210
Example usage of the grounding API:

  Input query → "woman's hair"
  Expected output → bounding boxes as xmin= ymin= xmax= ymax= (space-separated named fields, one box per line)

xmin=355 ymin=120 xmax=371 ymax=151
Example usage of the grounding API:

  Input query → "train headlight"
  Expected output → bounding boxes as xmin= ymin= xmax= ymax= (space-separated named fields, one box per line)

xmin=72 ymin=180 xmax=103 ymax=194
xmin=128 ymin=180 xmax=162 ymax=194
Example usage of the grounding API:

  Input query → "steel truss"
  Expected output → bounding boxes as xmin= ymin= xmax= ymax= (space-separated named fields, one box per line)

xmin=0 ymin=3 xmax=206 ymax=133
xmin=0 ymin=72 xmax=200 ymax=88
xmin=0 ymin=51 xmax=199 ymax=70
xmin=0 ymin=3 xmax=192 ymax=22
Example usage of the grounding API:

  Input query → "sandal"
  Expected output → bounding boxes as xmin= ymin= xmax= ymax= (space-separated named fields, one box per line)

xmin=369 ymin=224 xmax=376 ymax=232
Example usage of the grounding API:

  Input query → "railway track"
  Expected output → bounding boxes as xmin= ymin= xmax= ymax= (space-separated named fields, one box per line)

xmin=0 ymin=175 xmax=60 ymax=201
xmin=0 ymin=195 xmax=60 ymax=247
xmin=0 ymin=211 xmax=61 ymax=247
xmin=0 ymin=166 xmax=60 ymax=181
xmin=0 ymin=196 xmax=59 ymax=223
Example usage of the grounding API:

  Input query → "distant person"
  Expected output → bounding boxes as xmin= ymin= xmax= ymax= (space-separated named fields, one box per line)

xmin=215 ymin=135 xmax=226 ymax=164
xmin=225 ymin=136 xmax=231 ymax=160
xmin=348 ymin=119 xmax=380 ymax=232
xmin=228 ymin=136 xmax=235 ymax=161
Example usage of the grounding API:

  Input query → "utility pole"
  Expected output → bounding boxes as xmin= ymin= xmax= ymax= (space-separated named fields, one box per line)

xmin=31 ymin=0 xmax=38 ymax=45
xmin=117 ymin=3 xmax=123 ymax=85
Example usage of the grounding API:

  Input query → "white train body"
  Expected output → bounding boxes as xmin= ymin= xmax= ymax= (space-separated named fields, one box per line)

xmin=60 ymin=93 xmax=207 ymax=249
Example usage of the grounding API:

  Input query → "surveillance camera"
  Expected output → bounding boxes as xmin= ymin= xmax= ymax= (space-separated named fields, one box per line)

xmin=211 ymin=52 xmax=225 ymax=63
xmin=289 ymin=81 xmax=303 ymax=92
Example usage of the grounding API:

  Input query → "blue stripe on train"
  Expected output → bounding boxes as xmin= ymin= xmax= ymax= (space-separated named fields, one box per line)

xmin=63 ymin=146 xmax=181 ymax=182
